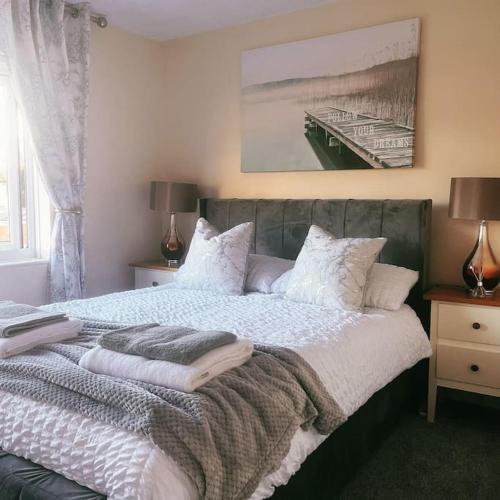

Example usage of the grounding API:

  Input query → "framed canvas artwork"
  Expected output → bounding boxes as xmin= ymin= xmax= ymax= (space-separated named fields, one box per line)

xmin=241 ymin=19 xmax=420 ymax=172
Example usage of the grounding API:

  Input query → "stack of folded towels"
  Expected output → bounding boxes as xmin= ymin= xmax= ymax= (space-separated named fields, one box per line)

xmin=0 ymin=301 xmax=83 ymax=358
xmin=79 ymin=324 xmax=254 ymax=392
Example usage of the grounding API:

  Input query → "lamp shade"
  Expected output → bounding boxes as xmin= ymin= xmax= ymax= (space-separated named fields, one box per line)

xmin=449 ymin=177 xmax=500 ymax=221
xmin=150 ymin=181 xmax=198 ymax=213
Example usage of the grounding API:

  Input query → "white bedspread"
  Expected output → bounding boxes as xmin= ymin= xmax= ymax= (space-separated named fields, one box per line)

xmin=0 ymin=285 xmax=431 ymax=499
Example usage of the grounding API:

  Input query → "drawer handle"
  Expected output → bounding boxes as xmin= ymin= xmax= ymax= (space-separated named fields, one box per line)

xmin=470 ymin=364 xmax=479 ymax=372
xmin=472 ymin=322 xmax=481 ymax=330
xmin=152 ymin=281 xmax=159 ymax=287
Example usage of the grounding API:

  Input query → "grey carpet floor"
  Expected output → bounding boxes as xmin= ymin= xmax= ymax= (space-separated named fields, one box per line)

xmin=339 ymin=402 xmax=500 ymax=500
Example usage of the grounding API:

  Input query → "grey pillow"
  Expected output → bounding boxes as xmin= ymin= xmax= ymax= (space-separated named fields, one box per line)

xmin=270 ymin=269 xmax=293 ymax=294
xmin=245 ymin=254 xmax=295 ymax=293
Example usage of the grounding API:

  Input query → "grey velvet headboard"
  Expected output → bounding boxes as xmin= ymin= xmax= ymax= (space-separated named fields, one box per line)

xmin=200 ymin=198 xmax=432 ymax=330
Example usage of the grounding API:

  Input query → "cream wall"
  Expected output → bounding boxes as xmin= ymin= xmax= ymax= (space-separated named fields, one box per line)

xmin=85 ymin=25 xmax=165 ymax=297
xmin=0 ymin=261 xmax=48 ymax=306
xmin=159 ymin=0 xmax=500 ymax=286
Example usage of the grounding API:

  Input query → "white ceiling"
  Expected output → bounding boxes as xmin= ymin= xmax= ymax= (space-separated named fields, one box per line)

xmin=83 ymin=0 xmax=338 ymax=41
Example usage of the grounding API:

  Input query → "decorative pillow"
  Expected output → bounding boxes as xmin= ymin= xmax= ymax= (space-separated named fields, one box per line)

xmin=245 ymin=254 xmax=295 ymax=293
xmin=270 ymin=268 xmax=293 ymax=294
xmin=364 ymin=263 xmax=419 ymax=311
xmin=175 ymin=218 xmax=254 ymax=295
xmin=285 ymin=225 xmax=386 ymax=311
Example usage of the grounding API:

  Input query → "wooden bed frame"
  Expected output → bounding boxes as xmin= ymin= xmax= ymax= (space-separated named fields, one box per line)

xmin=0 ymin=198 xmax=432 ymax=500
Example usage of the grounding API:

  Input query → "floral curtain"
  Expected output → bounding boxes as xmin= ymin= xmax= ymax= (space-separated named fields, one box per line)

xmin=0 ymin=0 xmax=90 ymax=302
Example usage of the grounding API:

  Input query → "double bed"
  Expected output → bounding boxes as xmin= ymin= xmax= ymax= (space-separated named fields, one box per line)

xmin=0 ymin=198 xmax=432 ymax=499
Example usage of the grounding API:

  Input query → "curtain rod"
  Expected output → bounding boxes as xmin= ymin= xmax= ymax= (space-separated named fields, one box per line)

xmin=64 ymin=4 xmax=108 ymax=28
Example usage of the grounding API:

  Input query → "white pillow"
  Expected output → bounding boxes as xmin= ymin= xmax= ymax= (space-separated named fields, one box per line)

xmin=270 ymin=268 xmax=293 ymax=294
xmin=285 ymin=225 xmax=386 ymax=311
xmin=364 ymin=263 xmax=419 ymax=311
xmin=245 ymin=254 xmax=295 ymax=293
xmin=175 ymin=218 xmax=254 ymax=295
xmin=273 ymin=262 xmax=418 ymax=312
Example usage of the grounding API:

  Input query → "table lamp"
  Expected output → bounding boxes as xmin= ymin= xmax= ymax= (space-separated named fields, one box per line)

xmin=449 ymin=177 xmax=500 ymax=297
xmin=150 ymin=181 xmax=198 ymax=266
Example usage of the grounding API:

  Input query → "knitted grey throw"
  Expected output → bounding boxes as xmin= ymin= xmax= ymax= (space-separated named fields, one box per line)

xmin=0 ymin=321 xmax=346 ymax=500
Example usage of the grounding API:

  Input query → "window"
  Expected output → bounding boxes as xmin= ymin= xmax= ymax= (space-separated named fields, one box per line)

xmin=0 ymin=56 xmax=49 ymax=262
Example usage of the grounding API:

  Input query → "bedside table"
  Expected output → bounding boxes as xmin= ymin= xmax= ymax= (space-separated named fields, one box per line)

xmin=129 ymin=261 xmax=178 ymax=289
xmin=424 ymin=286 xmax=500 ymax=422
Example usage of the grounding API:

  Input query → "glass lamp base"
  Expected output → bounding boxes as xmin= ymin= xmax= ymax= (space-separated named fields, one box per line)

xmin=160 ymin=213 xmax=185 ymax=266
xmin=462 ymin=220 xmax=500 ymax=296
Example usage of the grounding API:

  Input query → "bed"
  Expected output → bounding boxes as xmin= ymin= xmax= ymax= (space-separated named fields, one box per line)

xmin=0 ymin=198 xmax=432 ymax=500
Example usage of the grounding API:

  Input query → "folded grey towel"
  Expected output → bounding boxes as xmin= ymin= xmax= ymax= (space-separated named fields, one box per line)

xmin=98 ymin=324 xmax=237 ymax=365
xmin=0 ymin=303 xmax=68 ymax=337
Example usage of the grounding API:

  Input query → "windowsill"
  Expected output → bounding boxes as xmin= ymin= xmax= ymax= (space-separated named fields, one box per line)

xmin=0 ymin=258 xmax=49 ymax=269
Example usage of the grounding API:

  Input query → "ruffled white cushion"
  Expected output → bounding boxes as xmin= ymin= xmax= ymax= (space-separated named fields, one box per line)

xmin=245 ymin=254 xmax=295 ymax=293
xmin=175 ymin=218 xmax=254 ymax=295
xmin=285 ymin=226 xmax=386 ymax=311
xmin=364 ymin=263 xmax=419 ymax=311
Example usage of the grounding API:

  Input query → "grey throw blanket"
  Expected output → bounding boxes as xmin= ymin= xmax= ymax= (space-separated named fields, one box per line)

xmin=0 ymin=321 xmax=346 ymax=500
xmin=0 ymin=302 xmax=67 ymax=337
xmin=98 ymin=323 xmax=237 ymax=364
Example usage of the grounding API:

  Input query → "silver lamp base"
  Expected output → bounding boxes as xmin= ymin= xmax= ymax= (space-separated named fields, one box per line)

xmin=165 ymin=259 xmax=180 ymax=268
xmin=468 ymin=284 xmax=490 ymax=298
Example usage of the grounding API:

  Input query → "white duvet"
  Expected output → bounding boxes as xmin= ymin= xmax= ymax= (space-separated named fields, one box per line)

xmin=0 ymin=285 xmax=431 ymax=499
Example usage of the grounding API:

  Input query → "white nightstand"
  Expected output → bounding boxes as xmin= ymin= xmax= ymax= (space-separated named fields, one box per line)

xmin=129 ymin=261 xmax=178 ymax=289
xmin=425 ymin=286 xmax=500 ymax=422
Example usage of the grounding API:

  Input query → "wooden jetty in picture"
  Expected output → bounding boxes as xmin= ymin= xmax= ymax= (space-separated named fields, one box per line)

xmin=304 ymin=106 xmax=415 ymax=169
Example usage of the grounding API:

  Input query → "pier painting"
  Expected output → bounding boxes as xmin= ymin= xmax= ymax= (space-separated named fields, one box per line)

xmin=241 ymin=19 xmax=420 ymax=172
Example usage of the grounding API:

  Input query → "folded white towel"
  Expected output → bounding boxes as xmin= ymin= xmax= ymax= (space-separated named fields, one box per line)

xmin=0 ymin=318 xmax=84 ymax=358
xmin=79 ymin=339 xmax=254 ymax=392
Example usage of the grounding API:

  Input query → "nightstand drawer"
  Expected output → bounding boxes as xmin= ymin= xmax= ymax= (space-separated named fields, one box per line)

xmin=437 ymin=303 xmax=500 ymax=346
xmin=437 ymin=344 xmax=500 ymax=389
xmin=135 ymin=268 xmax=176 ymax=289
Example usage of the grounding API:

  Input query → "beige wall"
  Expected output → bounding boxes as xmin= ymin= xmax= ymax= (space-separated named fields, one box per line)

xmin=84 ymin=25 xmax=166 ymax=297
xmin=159 ymin=0 xmax=500 ymax=286
xmin=0 ymin=261 xmax=48 ymax=306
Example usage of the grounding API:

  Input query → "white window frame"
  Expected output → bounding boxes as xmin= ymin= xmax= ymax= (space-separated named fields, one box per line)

xmin=0 ymin=57 xmax=49 ymax=263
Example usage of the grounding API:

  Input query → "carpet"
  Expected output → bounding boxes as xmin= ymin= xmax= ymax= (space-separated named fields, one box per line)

xmin=339 ymin=401 xmax=500 ymax=500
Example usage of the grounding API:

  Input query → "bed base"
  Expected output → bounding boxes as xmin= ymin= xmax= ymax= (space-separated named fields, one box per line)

xmin=0 ymin=363 xmax=421 ymax=500
xmin=272 ymin=364 xmax=421 ymax=499
xmin=0 ymin=450 xmax=104 ymax=500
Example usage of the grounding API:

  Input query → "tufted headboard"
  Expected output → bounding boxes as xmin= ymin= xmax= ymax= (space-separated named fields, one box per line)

xmin=200 ymin=198 xmax=432 ymax=330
